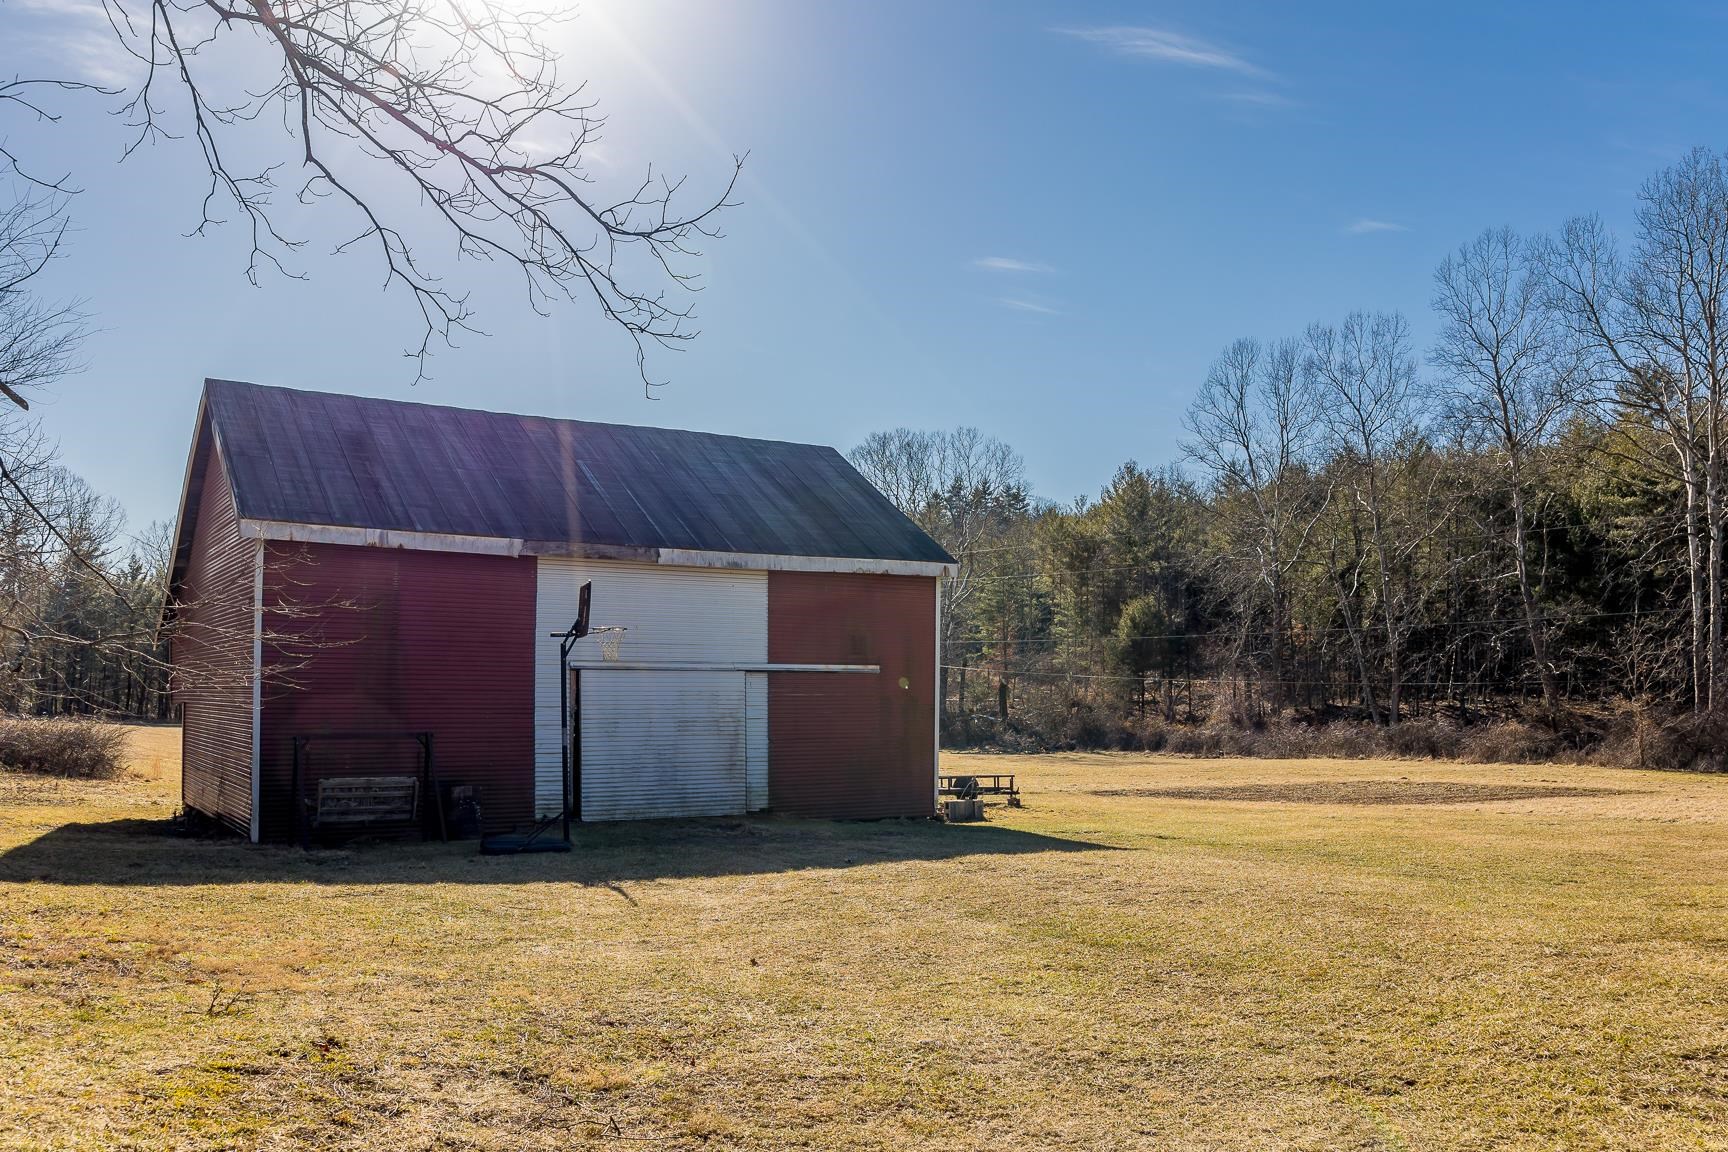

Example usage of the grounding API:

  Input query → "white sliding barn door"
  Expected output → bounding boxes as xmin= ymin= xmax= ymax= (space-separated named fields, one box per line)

xmin=535 ymin=557 xmax=767 ymax=816
xmin=579 ymin=669 xmax=749 ymax=820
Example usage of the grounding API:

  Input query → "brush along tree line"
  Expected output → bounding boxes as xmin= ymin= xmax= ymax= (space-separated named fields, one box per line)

xmin=851 ymin=149 xmax=1728 ymax=759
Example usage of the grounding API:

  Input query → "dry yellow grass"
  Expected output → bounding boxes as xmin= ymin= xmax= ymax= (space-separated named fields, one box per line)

xmin=3 ymin=731 xmax=1728 ymax=1150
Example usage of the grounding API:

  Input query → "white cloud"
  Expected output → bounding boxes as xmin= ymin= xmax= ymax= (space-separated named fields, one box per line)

xmin=998 ymin=298 xmax=1059 ymax=315
xmin=10 ymin=0 xmax=138 ymax=87
xmin=8 ymin=0 xmax=102 ymax=13
xmin=1344 ymin=219 xmax=1410 ymax=235
xmin=974 ymin=256 xmax=1052 ymax=273
xmin=1059 ymin=26 xmax=1267 ymax=78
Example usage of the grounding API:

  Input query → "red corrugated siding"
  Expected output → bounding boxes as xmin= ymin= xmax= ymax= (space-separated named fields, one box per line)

xmin=767 ymin=572 xmax=936 ymax=818
xmin=171 ymin=439 xmax=255 ymax=835
xmin=257 ymin=544 xmax=536 ymax=842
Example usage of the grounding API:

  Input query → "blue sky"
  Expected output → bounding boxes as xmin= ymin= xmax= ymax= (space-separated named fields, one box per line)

xmin=6 ymin=0 xmax=1728 ymax=533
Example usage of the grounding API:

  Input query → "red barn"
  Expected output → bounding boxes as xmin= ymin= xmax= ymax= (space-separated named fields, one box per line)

xmin=166 ymin=380 xmax=954 ymax=842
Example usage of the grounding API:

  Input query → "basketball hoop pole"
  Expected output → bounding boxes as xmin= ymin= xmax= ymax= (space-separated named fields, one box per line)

xmin=473 ymin=584 xmax=589 ymax=854
xmin=547 ymin=581 xmax=593 ymax=840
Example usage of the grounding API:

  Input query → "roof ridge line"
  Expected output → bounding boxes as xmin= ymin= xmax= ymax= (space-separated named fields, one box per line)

xmin=202 ymin=377 xmax=840 ymax=454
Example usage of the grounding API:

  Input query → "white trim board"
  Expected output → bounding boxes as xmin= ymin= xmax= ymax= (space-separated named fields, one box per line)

xmin=237 ymin=517 xmax=954 ymax=578
xmin=249 ymin=534 xmax=263 ymax=844
xmin=654 ymin=548 xmax=952 ymax=578
xmin=933 ymin=576 xmax=943 ymax=813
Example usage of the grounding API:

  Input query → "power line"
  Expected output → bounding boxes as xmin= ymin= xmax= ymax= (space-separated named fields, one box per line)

xmin=941 ymin=664 xmax=1551 ymax=689
xmin=939 ymin=605 xmax=1689 ymax=647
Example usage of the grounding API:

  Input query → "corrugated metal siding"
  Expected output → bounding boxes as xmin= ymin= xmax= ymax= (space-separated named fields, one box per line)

xmin=579 ymin=670 xmax=747 ymax=819
xmin=746 ymin=672 xmax=768 ymax=811
xmin=171 ymin=440 xmax=256 ymax=836
xmin=256 ymin=545 xmax=536 ymax=842
xmin=534 ymin=558 xmax=766 ymax=814
xmin=768 ymin=572 xmax=937 ymax=819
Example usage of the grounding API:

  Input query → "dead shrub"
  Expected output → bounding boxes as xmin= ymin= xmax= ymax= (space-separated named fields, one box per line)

xmin=1263 ymin=720 xmax=1389 ymax=760
xmin=1124 ymin=715 xmax=1170 ymax=752
xmin=1307 ymin=724 xmax=1379 ymax=759
xmin=1384 ymin=718 xmax=1464 ymax=760
xmin=947 ymin=685 xmax=1728 ymax=773
xmin=1058 ymin=701 xmax=1113 ymax=750
xmin=1006 ymin=694 xmax=1158 ymax=751
xmin=0 ymin=715 xmax=128 ymax=779
xmin=1599 ymin=708 xmax=1728 ymax=772
xmin=1163 ymin=725 xmax=1228 ymax=757
xmin=1458 ymin=720 xmax=1562 ymax=765
xmin=1150 ymin=715 xmax=1579 ymax=764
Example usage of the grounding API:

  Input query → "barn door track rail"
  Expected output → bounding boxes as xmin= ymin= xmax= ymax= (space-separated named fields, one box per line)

xmin=564 ymin=661 xmax=880 ymax=673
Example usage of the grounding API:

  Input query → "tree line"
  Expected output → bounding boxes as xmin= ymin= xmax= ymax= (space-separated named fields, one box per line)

xmin=0 ymin=421 xmax=171 ymax=719
xmin=0 ymin=188 xmax=171 ymax=718
xmin=14 ymin=144 xmax=1728 ymax=751
xmin=853 ymin=147 xmax=1728 ymax=750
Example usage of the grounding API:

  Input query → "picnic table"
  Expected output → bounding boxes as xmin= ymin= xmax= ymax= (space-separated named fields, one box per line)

xmin=939 ymin=773 xmax=1021 ymax=807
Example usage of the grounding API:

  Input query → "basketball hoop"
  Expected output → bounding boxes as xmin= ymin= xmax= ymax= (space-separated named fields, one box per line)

xmin=591 ymin=626 xmax=626 ymax=662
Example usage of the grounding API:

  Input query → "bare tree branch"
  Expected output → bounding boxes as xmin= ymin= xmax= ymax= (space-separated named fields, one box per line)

xmin=39 ymin=0 xmax=747 ymax=390
xmin=0 ymin=191 xmax=87 ymax=411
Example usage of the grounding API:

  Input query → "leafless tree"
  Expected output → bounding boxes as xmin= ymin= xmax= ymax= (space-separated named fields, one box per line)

xmin=849 ymin=428 xmax=941 ymax=516
xmin=0 ymin=192 xmax=85 ymax=412
xmin=1549 ymin=148 xmax=1728 ymax=712
xmin=850 ymin=427 xmax=1026 ymax=719
xmin=1183 ymin=336 xmax=1329 ymax=713
xmin=0 ymin=445 xmax=133 ymax=710
xmin=0 ymin=181 xmax=141 ymax=710
xmin=0 ymin=186 xmax=104 ymax=690
xmin=850 ymin=427 xmax=1027 ymax=572
xmin=1304 ymin=311 xmax=1433 ymax=724
xmin=1431 ymin=227 xmax=1585 ymax=717
xmin=8 ymin=0 xmax=742 ymax=390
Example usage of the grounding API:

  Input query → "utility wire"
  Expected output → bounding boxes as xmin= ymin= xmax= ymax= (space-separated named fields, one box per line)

xmin=941 ymin=664 xmax=1552 ymax=689
xmin=939 ymin=605 xmax=1687 ymax=647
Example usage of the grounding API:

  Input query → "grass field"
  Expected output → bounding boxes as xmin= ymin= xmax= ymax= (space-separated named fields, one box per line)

xmin=4 ymin=728 xmax=1728 ymax=1150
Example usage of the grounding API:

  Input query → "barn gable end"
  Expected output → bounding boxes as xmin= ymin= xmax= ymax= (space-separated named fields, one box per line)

xmin=171 ymin=429 xmax=259 ymax=838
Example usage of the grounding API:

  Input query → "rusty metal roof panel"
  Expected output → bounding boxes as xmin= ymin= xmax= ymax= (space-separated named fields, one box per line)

xmin=202 ymin=379 xmax=954 ymax=563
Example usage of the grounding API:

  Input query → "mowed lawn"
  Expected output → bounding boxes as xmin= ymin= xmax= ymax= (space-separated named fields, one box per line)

xmin=4 ymin=730 xmax=1728 ymax=1150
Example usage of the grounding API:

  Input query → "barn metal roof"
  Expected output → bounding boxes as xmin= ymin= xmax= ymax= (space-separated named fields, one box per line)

xmin=194 ymin=379 xmax=955 ymax=566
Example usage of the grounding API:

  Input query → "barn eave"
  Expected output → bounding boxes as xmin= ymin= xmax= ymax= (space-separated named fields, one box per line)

xmin=238 ymin=517 xmax=956 ymax=577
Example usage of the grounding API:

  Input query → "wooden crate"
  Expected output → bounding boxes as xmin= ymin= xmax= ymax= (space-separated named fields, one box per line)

xmin=942 ymin=797 xmax=984 ymax=823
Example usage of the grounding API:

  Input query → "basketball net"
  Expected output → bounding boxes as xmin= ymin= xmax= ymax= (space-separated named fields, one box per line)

xmin=589 ymin=626 xmax=626 ymax=662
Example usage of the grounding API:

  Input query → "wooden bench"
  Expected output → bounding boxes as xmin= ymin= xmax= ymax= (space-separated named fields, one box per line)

xmin=310 ymin=775 xmax=420 ymax=829
xmin=939 ymin=773 xmax=1021 ymax=807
